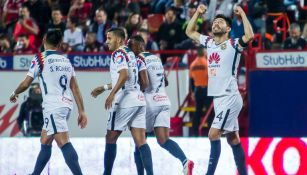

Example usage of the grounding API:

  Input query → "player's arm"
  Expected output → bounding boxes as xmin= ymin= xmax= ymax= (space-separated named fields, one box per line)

xmin=186 ymin=4 xmax=207 ymax=42
xmin=70 ymin=76 xmax=87 ymax=129
xmin=139 ymin=70 xmax=149 ymax=91
xmin=105 ymin=69 xmax=128 ymax=109
xmin=234 ymin=6 xmax=254 ymax=47
xmin=91 ymin=83 xmax=112 ymax=98
xmin=9 ymin=76 xmax=34 ymax=103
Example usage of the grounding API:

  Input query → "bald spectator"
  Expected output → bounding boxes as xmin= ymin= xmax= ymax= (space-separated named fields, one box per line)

xmin=283 ymin=23 xmax=307 ymax=50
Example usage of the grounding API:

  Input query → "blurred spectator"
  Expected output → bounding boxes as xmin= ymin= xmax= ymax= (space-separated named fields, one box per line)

xmin=302 ymin=23 xmax=307 ymax=41
xmin=58 ymin=0 xmax=71 ymax=16
xmin=189 ymin=46 xmax=211 ymax=137
xmin=139 ymin=0 xmax=152 ymax=18
xmin=1 ymin=0 xmax=25 ymax=32
xmin=13 ymin=5 xmax=39 ymax=48
xmin=63 ymin=16 xmax=84 ymax=52
xmin=23 ymin=0 xmax=51 ymax=36
xmin=46 ymin=6 xmax=66 ymax=34
xmin=250 ymin=0 xmax=267 ymax=35
xmin=151 ymin=0 xmax=173 ymax=13
xmin=83 ymin=32 xmax=100 ymax=52
xmin=138 ymin=28 xmax=159 ymax=51
xmin=206 ymin=0 xmax=233 ymax=23
xmin=14 ymin=34 xmax=37 ymax=54
xmin=89 ymin=8 xmax=114 ymax=48
xmin=0 ymin=33 xmax=13 ymax=53
xmin=157 ymin=6 xmax=184 ymax=50
xmin=68 ymin=0 xmax=92 ymax=28
xmin=282 ymin=23 xmax=307 ymax=50
xmin=125 ymin=13 xmax=142 ymax=38
xmin=17 ymin=83 xmax=43 ymax=137
xmin=230 ymin=16 xmax=244 ymax=38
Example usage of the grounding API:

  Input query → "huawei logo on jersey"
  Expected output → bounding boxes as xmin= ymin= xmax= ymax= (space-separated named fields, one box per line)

xmin=209 ymin=52 xmax=221 ymax=64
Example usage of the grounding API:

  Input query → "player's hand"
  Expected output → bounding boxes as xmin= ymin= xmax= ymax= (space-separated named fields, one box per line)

xmin=197 ymin=4 xmax=207 ymax=14
xmin=105 ymin=93 xmax=115 ymax=110
xmin=78 ymin=112 xmax=88 ymax=129
xmin=233 ymin=5 xmax=245 ymax=16
xmin=9 ymin=92 xmax=18 ymax=103
xmin=91 ymin=86 xmax=104 ymax=98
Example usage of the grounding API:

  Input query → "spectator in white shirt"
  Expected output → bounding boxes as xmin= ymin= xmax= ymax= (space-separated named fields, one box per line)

xmin=63 ymin=16 xmax=84 ymax=52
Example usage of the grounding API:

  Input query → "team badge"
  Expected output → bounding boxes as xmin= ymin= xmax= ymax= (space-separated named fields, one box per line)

xmin=221 ymin=43 xmax=227 ymax=50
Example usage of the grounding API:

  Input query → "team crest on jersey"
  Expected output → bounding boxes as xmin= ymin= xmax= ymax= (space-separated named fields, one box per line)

xmin=114 ymin=52 xmax=125 ymax=64
xmin=220 ymin=43 xmax=227 ymax=50
xmin=209 ymin=52 xmax=221 ymax=64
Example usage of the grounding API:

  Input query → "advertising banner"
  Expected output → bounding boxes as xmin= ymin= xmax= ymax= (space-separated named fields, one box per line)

xmin=68 ymin=53 xmax=111 ymax=70
xmin=256 ymin=51 xmax=307 ymax=68
xmin=0 ymin=55 xmax=13 ymax=70
xmin=13 ymin=54 xmax=36 ymax=70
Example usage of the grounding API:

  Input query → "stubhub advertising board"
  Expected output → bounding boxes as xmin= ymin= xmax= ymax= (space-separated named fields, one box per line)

xmin=0 ymin=55 xmax=13 ymax=70
xmin=256 ymin=51 xmax=307 ymax=68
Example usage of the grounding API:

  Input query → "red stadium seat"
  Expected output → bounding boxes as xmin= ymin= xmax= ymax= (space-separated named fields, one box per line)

xmin=147 ymin=14 xmax=164 ymax=33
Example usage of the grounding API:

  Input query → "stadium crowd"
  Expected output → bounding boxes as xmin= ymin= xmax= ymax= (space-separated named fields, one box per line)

xmin=0 ymin=0 xmax=306 ymax=55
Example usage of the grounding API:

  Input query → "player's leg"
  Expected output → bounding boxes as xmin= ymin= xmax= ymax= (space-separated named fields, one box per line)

xmin=104 ymin=130 xmax=122 ymax=175
xmin=155 ymin=127 xmax=194 ymax=175
xmin=52 ymin=108 xmax=83 ymax=175
xmin=31 ymin=130 xmax=54 ymax=175
xmin=226 ymin=131 xmax=247 ymax=175
xmin=130 ymin=106 xmax=153 ymax=175
xmin=206 ymin=127 xmax=222 ymax=175
xmin=134 ymin=133 xmax=148 ymax=175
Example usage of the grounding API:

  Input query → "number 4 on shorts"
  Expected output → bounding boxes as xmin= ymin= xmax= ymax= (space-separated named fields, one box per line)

xmin=216 ymin=111 xmax=223 ymax=121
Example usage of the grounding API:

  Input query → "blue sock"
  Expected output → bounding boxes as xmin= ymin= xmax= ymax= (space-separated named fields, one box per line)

xmin=134 ymin=146 xmax=144 ymax=175
xmin=206 ymin=140 xmax=221 ymax=175
xmin=60 ymin=142 xmax=82 ymax=175
xmin=231 ymin=143 xmax=247 ymax=175
xmin=103 ymin=143 xmax=117 ymax=175
xmin=32 ymin=144 xmax=52 ymax=175
xmin=138 ymin=144 xmax=153 ymax=175
xmin=160 ymin=139 xmax=187 ymax=166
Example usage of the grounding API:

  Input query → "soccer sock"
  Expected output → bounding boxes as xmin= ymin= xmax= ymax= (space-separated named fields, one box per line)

xmin=103 ymin=143 xmax=117 ymax=175
xmin=160 ymin=139 xmax=187 ymax=166
xmin=32 ymin=144 xmax=52 ymax=175
xmin=60 ymin=142 xmax=83 ymax=175
xmin=134 ymin=146 xmax=145 ymax=175
xmin=138 ymin=144 xmax=153 ymax=175
xmin=231 ymin=143 xmax=247 ymax=175
xmin=206 ymin=140 xmax=221 ymax=175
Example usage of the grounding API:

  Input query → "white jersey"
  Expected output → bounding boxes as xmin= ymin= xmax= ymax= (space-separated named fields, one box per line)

xmin=110 ymin=46 xmax=145 ymax=108
xmin=27 ymin=50 xmax=75 ymax=112
xmin=199 ymin=35 xmax=243 ymax=97
xmin=137 ymin=52 xmax=170 ymax=106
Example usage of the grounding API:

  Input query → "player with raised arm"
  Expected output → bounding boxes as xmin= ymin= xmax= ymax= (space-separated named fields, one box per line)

xmin=128 ymin=35 xmax=194 ymax=175
xmin=186 ymin=4 xmax=254 ymax=175
xmin=9 ymin=29 xmax=88 ymax=175
xmin=90 ymin=28 xmax=153 ymax=175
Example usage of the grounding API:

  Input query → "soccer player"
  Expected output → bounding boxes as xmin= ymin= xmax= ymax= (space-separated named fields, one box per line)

xmin=186 ymin=4 xmax=254 ymax=175
xmin=128 ymin=35 xmax=194 ymax=175
xmin=9 ymin=29 xmax=88 ymax=175
xmin=90 ymin=28 xmax=153 ymax=175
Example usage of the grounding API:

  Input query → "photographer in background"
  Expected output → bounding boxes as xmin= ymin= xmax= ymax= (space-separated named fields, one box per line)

xmin=17 ymin=83 xmax=43 ymax=136
xmin=13 ymin=5 xmax=39 ymax=48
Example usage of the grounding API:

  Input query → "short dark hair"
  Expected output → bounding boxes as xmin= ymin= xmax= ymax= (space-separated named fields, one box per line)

xmin=18 ymin=34 xmax=29 ymax=39
xmin=69 ymin=16 xmax=79 ymax=26
xmin=139 ymin=28 xmax=149 ymax=34
xmin=51 ymin=6 xmax=62 ymax=13
xmin=45 ymin=29 xmax=63 ymax=46
xmin=214 ymin=14 xmax=232 ymax=28
xmin=129 ymin=35 xmax=145 ymax=44
xmin=107 ymin=27 xmax=126 ymax=40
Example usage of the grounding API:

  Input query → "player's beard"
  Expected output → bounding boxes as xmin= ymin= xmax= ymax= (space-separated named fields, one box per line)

xmin=213 ymin=28 xmax=227 ymax=37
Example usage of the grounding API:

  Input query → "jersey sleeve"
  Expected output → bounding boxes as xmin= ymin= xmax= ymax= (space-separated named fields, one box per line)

xmin=113 ymin=50 xmax=128 ymax=72
xmin=26 ymin=56 xmax=40 ymax=79
xmin=137 ymin=57 xmax=146 ymax=72
xmin=234 ymin=38 xmax=244 ymax=52
xmin=199 ymin=34 xmax=211 ymax=48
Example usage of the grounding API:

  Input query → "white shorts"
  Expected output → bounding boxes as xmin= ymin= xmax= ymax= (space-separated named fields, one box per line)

xmin=107 ymin=106 xmax=146 ymax=131
xmin=211 ymin=93 xmax=243 ymax=134
xmin=146 ymin=105 xmax=170 ymax=132
xmin=43 ymin=107 xmax=71 ymax=136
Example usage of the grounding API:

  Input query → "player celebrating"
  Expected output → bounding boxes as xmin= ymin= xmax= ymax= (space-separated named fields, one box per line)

xmin=128 ymin=35 xmax=194 ymax=175
xmin=10 ymin=30 xmax=88 ymax=175
xmin=90 ymin=28 xmax=153 ymax=175
xmin=186 ymin=4 xmax=254 ymax=175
